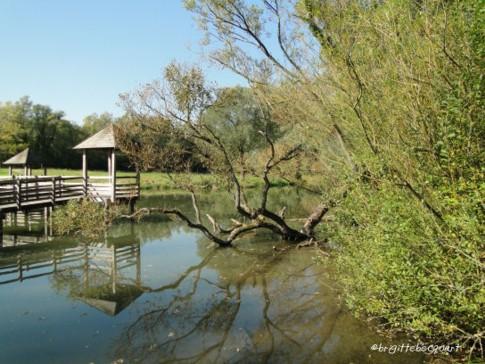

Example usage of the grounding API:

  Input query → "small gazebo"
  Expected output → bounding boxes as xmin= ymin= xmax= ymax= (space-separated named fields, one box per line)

xmin=2 ymin=148 xmax=43 ymax=176
xmin=73 ymin=124 xmax=118 ymax=201
xmin=73 ymin=124 xmax=139 ymax=204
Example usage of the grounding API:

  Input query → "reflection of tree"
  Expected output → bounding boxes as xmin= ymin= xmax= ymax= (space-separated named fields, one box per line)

xmin=113 ymin=246 xmax=351 ymax=363
xmin=110 ymin=215 xmax=175 ymax=244
xmin=116 ymin=250 xmax=240 ymax=362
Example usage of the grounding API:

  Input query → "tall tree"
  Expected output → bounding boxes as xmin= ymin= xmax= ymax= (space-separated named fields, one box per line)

xmin=82 ymin=112 xmax=115 ymax=135
xmin=202 ymin=86 xmax=282 ymax=176
xmin=0 ymin=97 xmax=84 ymax=168
xmin=0 ymin=97 xmax=29 ymax=161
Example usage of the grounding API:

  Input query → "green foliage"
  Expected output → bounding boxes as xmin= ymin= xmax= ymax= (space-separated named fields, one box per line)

xmin=0 ymin=97 xmax=84 ymax=168
xmin=202 ymin=86 xmax=282 ymax=171
xmin=52 ymin=199 xmax=115 ymax=241
xmin=299 ymin=0 xmax=485 ymax=356
xmin=82 ymin=112 xmax=114 ymax=135
xmin=332 ymin=181 xmax=483 ymax=348
xmin=0 ymin=99 xmax=28 ymax=160
xmin=183 ymin=0 xmax=484 ymax=357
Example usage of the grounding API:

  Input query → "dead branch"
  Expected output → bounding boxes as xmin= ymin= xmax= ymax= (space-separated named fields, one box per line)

xmin=301 ymin=204 xmax=329 ymax=237
xmin=119 ymin=207 xmax=232 ymax=247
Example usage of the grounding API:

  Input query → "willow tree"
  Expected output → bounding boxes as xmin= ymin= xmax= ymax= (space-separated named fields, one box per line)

xmin=184 ymin=0 xmax=484 ymax=357
xmin=117 ymin=62 xmax=328 ymax=247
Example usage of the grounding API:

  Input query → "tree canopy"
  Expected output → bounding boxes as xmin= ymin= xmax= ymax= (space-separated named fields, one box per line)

xmin=0 ymin=97 xmax=83 ymax=168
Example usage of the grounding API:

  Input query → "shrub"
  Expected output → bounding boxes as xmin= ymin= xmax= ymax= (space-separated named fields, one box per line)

xmin=332 ymin=180 xmax=484 ymax=358
xmin=52 ymin=199 xmax=120 ymax=240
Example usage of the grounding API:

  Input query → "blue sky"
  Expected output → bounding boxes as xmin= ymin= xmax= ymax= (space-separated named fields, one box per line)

xmin=0 ymin=0 xmax=244 ymax=123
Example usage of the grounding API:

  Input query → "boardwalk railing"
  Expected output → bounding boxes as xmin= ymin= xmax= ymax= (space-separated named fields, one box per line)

xmin=87 ymin=175 xmax=140 ymax=201
xmin=0 ymin=176 xmax=84 ymax=211
xmin=115 ymin=175 xmax=140 ymax=199
xmin=0 ymin=174 xmax=140 ymax=212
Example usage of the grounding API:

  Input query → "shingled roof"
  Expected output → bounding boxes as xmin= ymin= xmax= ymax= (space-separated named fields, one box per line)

xmin=3 ymin=148 xmax=39 ymax=166
xmin=73 ymin=124 xmax=117 ymax=150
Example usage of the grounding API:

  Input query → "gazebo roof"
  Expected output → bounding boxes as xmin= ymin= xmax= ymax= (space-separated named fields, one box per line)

xmin=76 ymin=284 xmax=144 ymax=316
xmin=73 ymin=124 xmax=117 ymax=150
xmin=3 ymin=148 xmax=39 ymax=166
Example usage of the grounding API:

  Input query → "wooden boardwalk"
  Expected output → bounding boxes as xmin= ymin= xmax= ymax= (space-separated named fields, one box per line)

xmin=0 ymin=174 xmax=140 ymax=214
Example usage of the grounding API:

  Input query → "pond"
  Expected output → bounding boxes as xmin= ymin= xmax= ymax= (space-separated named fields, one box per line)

xmin=0 ymin=193 xmax=424 ymax=364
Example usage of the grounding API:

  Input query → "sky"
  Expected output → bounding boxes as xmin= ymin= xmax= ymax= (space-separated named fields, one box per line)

xmin=0 ymin=0 xmax=245 ymax=123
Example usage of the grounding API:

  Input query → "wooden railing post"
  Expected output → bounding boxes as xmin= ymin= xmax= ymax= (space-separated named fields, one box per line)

xmin=16 ymin=178 xmax=22 ymax=209
xmin=11 ymin=176 xmax=17 ymax=208
xmin=82 ymin=150 xmax=88 ymax=197
xmin=0 ymin=213 xmax=4 ymax=247
xmin=35 ymin=175 xmax=39 ymax=200
xmin=51 ymin=177 xmax=56 ymax=205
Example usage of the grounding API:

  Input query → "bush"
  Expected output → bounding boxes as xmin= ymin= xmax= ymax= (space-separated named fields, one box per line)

xmin=332 ymin=180 xmax=484 ymax=357
xmin=52 ymin=199 xmax=119 ymax=240
xmin=298 ymin=0 xmax=485 ymax=358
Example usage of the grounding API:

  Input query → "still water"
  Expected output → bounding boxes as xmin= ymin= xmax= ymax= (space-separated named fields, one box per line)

xmin=0 ymin=193 xmax=424 ymax=364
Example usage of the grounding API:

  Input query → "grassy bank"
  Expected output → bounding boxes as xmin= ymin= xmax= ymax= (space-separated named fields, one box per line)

xmin=0 ymin=167 xmax=316 ymax=194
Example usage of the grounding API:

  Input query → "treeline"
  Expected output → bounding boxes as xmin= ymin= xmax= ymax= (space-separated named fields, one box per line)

xmin=0 ymin=97 xmax=190 ymax=171
xmin=0 ymin=97 xmax=81 ymax=168
xmin=0 ymin=87 xmax=275 ymax=173
xmin=0 ymin=97 xmax=117 ymax=169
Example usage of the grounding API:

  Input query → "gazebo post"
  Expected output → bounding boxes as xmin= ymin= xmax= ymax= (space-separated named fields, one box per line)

xmin=24 ymin=165 xmax=28 ymax=176
xmin=111 ymin=149 xmax=116 ymax=202
xmin=8 ymin=166 xmax=12 ymax=176
xmin=82 ymin=149 xmax=88 ymax=196
xmin=107 ymin=152 xmax=112 ymax=177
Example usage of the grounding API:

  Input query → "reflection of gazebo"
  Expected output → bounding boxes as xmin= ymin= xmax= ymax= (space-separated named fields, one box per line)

xmin=0 ymin=236 xmax=143 ymax=317
xmin=74 ymin=239 xmax=143 ymax=316
xmin=73 ymin=124 xmax=139 ymax=204
xmin=2 ymin=148 xmax=43 ymax=176
xmin=78 ymin=284 xmax=144 ymax=316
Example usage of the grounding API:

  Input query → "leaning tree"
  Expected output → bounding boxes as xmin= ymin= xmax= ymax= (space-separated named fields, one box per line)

xmin=117 ymin=62 xmax=328 ymax=247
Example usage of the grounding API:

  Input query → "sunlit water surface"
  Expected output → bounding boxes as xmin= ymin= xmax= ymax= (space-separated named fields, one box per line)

xmin=0 ymin=193 xmax=424 ymax=364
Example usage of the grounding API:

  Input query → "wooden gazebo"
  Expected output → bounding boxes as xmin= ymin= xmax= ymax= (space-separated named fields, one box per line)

xmin=73 ymin=124 xmax=139 ymax=204
xmin=0 ymin=126 xmax=139 ymax=242
xmin=2 ymin=148 xmax=42 ymax=176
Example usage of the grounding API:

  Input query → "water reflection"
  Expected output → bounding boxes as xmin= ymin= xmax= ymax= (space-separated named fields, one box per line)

xmin=0 ymin=209 xmax=51 ymax=248
xmin=0 ymin=194 xmax=424 ymax=363
xmin=112 ymin=239 xmax=422 ymax=364
xmin=51 ymin=240 xmax=142 ymax=316
xmin=0 ymin=233 xmax=143 ymax=316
